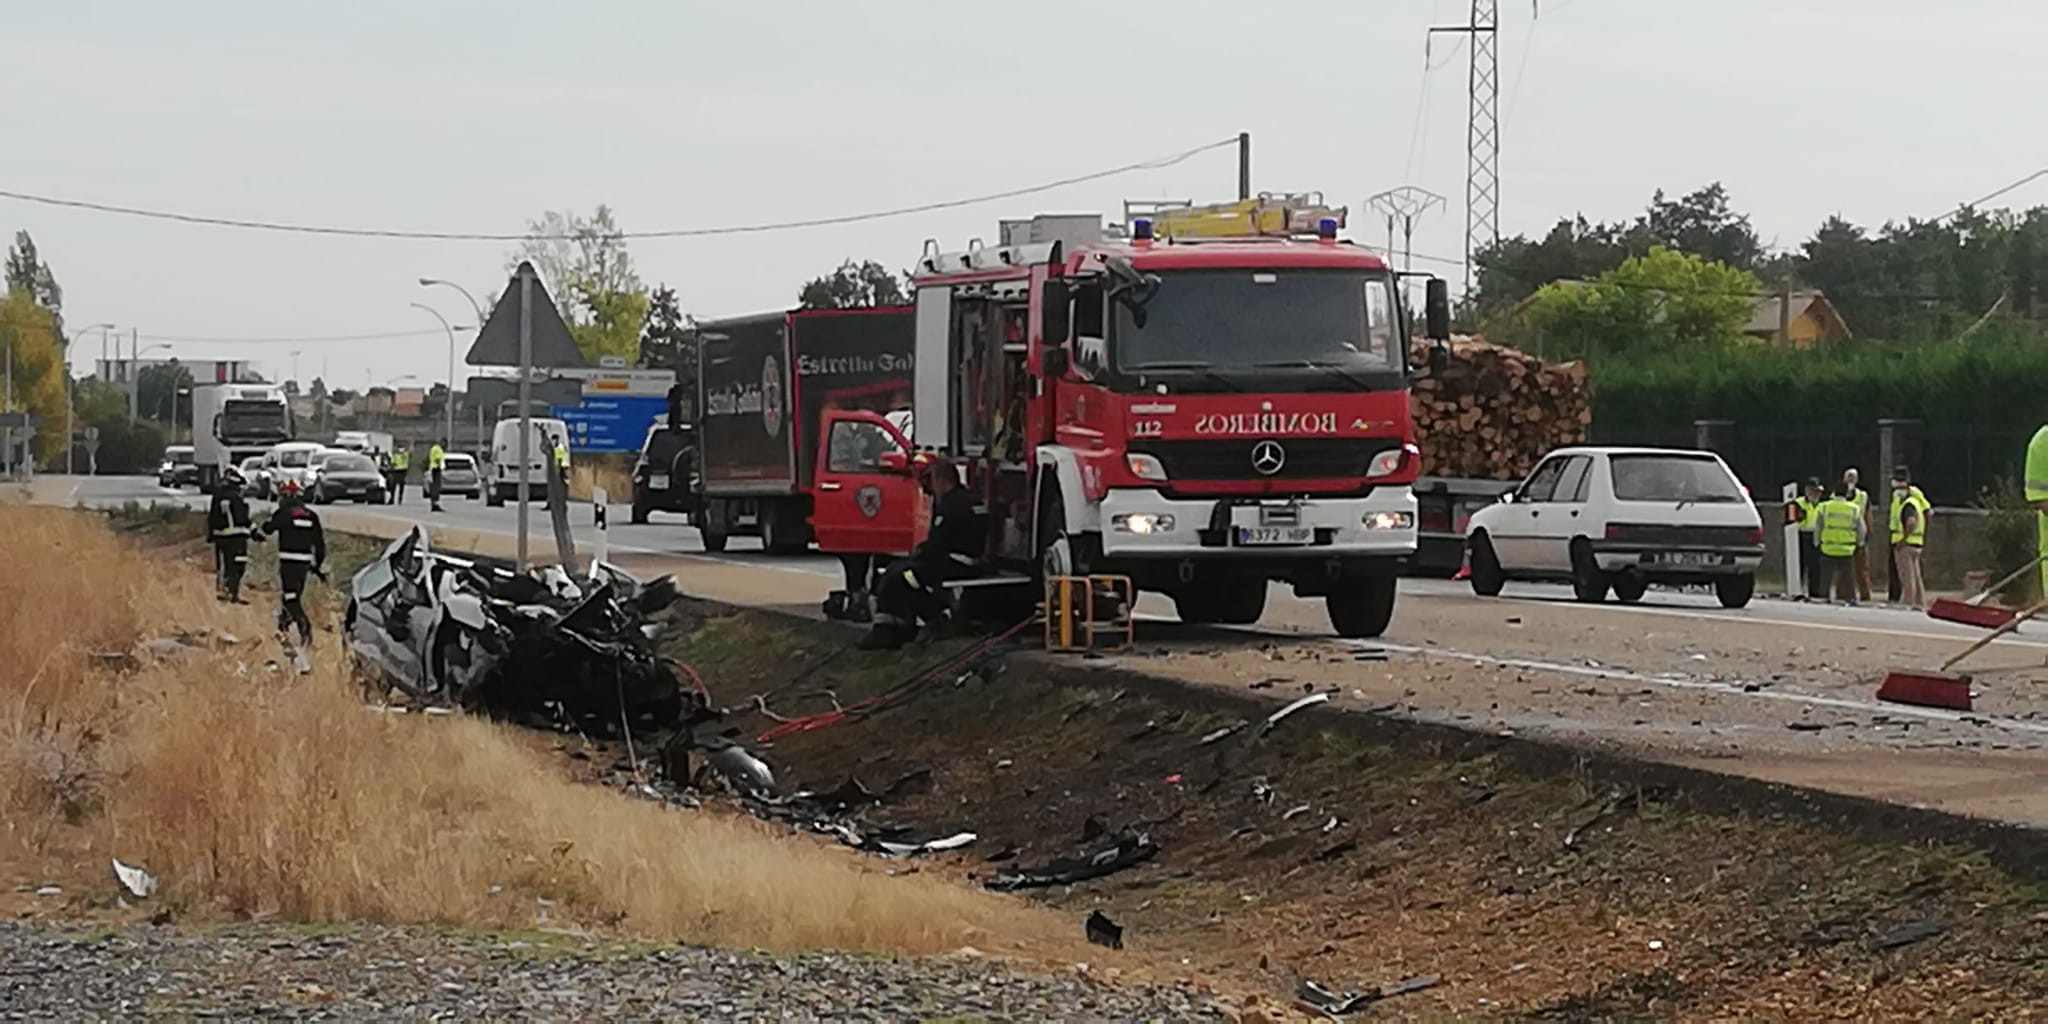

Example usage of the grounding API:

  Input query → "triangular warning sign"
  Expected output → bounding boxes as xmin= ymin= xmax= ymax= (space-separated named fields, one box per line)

xmin=464 ymin=262 xmax=588 ymax=368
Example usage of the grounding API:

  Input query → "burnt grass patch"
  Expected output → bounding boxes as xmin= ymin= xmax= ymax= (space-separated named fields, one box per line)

xmin=666 ymin=604 xmax=2048 ymax=1020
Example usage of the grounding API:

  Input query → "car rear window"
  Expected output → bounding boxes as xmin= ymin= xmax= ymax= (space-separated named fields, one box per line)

xmin=169 ymin=448 xmax=195 ymax=464
xmin=444 ymin=454 xmax=474 ymax=469
xmin=644 ymin=427 xmax=690 ymax=464
xmin=279 ymin=450 xmax=311 ymax=467
xmin=1609 ymin=454 xmax=1745 ymax=503
xmin=327 ymin=454 xmax=375 ymax=472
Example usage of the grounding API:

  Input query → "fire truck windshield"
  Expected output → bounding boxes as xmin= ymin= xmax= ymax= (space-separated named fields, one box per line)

xmin=1111 ymin=269 xmax=1404 ymax=390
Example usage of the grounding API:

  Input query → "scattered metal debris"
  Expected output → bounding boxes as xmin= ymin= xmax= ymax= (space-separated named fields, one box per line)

xmin=986 ymin=833 xmax=1160 ymax=892
xmin=1085 ymin=909 xmax=1125 ymax=949
xmin=1295 ymin=974 xmax=1441 ymax=1016
xmin=1262 ymin=693 xmax=1330 ymax=732
xmin=110 ymin=859 xmax=157 ymax=900
xmin=1873 ymin=919 xmax=1948 ymax=951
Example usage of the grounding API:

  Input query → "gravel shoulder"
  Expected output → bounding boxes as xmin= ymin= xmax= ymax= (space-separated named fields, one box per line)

xmin=0 ymin=921 xmax=1225 ymax=1023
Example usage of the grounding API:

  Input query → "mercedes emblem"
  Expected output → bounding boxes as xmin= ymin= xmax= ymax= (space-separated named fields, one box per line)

xmin=1250 ymin=439 xmax=1286 ymax=476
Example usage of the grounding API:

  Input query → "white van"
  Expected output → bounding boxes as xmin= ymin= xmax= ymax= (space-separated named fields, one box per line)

xmin=485 ymin=417 xmax=570 ymax=506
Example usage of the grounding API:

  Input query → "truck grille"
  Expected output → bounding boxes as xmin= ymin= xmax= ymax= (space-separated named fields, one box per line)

xmin=1132 ymin=438 xmax=1401 ymax=481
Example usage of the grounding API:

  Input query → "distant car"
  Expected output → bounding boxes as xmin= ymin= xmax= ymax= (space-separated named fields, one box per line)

xmin=438 ymin=452 xmax=481 ymax=499
xmin=263 ymin=441 xmax=328 ymax=496
xmin=158 ymin=445 xmax=199 ymax=489
xmin=237 ymin=455 xmax=268 ymax=495
xmin=310 ymin=450 xmax=388 ymax=504
xmin=630 ymin=424 xmax=696 ymax=524
xmin=1464 ymin=446 xmax=1764 ymax=609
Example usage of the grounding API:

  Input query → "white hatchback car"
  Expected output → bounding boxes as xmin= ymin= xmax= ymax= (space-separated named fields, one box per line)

xmin=1465 ymin=446 xmax=1764 ymax=608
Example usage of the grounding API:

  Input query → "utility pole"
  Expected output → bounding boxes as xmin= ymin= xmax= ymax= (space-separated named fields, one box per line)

xmin=1237 ymin=131 xmax=1252 ymax=200
xmin=1431 ymin=0 xmax=1502 ymax=296
xmin=1366 ymin=186 xmax=1448 ymax=273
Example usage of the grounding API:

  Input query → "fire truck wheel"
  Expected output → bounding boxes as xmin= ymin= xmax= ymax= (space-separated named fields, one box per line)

xmin=1326 ymin=574 xmax=1397 ymax=639
xmin=700 ymin=528 xmax=728 ymax=553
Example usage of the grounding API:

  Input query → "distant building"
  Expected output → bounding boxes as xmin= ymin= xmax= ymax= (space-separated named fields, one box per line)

xmin=1744 ymin=291 xmax=1852 ymax=346
xmin=393 ymin=387 xmax=426 ymax=418
xmin=95 ymin=358 xmax=259 ymax=385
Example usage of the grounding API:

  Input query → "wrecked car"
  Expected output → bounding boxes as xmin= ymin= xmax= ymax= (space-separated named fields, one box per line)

xmin=344 ymin=527 xmax=698 ymax=737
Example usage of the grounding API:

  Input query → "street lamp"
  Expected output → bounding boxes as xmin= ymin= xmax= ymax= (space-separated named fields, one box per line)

xmin=410 ymin=302 xmax=470 ymax=447
xmin=64 ymin=322 xmax=115 ymax=475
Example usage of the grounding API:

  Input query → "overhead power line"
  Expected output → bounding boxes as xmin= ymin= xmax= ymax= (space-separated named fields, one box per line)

xmin=1930 ymin=167 xmax=2048 ymax=222
xmin=0 ymin=137 xmax=1240 ymax=243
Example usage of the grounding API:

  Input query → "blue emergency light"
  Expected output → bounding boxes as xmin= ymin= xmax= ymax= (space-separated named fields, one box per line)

xmin=1132 ymin=218 xmax=1155 ymax=242
xmin=1317 ymin=217 xmax=1339 ymax=240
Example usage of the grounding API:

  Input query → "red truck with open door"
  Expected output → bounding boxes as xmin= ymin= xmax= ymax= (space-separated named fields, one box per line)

xmin=810 ymin=204 xmax=1451 ymax=638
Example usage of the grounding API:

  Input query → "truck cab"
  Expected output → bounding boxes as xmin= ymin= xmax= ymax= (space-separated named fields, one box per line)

xmin=812 ymin=206 xmax=1451 ymax=638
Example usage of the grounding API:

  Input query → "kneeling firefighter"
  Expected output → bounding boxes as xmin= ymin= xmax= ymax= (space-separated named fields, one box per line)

xmin=860 ymin=455 xmax=981 ymax=650
xmin=206 ymin=467 xmax=256 ymax=603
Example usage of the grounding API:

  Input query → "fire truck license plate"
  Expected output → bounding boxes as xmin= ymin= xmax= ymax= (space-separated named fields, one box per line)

xmin=1236 ymin=526 xmax=1314 ymax=546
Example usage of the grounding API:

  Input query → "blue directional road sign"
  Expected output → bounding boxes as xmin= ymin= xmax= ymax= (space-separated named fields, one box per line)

xmin=550 ymin=395 xmax=668 ymax=453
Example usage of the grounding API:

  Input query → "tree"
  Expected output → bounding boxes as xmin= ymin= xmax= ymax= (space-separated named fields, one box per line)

xmin=0 ymin=290 xmax=68 ymax=462
xmin=4 ymin=231 xmax=62 ymax=319
xmin=1638 ymin=183 xmax=1764 ymax=272
xmin=798 ymin=259 xmax=907 ymax=310
xmin=136 ymin=361 xmax=194 ymax=427
xmin=1472 ymin=215 xmax=1636 ymax=314
xmin=638 ymin=284 xmax=696 ymax=377
xmin=507 ymin=205 xmax=649 ymax=364
xmin=1521 ymin=247 xmax=1761 ymax=361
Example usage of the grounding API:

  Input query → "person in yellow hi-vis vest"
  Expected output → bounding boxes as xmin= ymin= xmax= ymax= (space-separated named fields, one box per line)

xmin=1841 ymin=466 xmax=1874 ymax=602
xmin=1887 ymin=465 xmax=1931 ymax=609
xmin=427 ymin=441 xmax=446 ymax=514
xmin=2025 ymin=424 xmax=2048 ymax=596
xmin=1815 ymin=482 xmax=1865 ymax=605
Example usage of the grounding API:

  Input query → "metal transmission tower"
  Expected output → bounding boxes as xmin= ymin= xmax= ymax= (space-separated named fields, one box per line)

xmin=1430 ymin=0 xmax=1501 ymax=294
xmin=1365 ymin=186 xmax=1447 ymax=273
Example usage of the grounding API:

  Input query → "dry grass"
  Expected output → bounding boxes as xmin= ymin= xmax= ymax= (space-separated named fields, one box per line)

xmin=0 ymin=505 xmax=1064 ymax=955
xmin=568 ymin=458 xmax=634 ymax=505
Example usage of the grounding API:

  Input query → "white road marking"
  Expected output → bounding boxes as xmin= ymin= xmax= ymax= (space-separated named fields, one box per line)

xmin=1366 ymin=641 xmax=2048 ymax=739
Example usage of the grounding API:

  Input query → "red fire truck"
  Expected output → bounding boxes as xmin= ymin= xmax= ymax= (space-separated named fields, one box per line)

xmin=808 ymin=205 xmax=1450 ymax=638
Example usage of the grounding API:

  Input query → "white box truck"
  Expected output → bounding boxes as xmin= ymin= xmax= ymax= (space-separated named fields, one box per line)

xmin=191 ymin=382 xmax=293 ymax=490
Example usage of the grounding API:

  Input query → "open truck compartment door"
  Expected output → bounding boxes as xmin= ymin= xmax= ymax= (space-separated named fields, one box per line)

xmin=810 ymin=411 xmax=925 ymax=558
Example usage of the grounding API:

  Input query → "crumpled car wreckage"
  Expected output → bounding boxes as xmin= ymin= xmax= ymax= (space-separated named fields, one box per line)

xmin=344 ymin=527 xmax=699 ymax=736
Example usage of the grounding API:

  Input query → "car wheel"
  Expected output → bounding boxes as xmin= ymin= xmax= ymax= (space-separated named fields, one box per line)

xmin=630 ymin=499 xmax=651 ymax=525
xmin=1468 ymin=532 xmax=1506 ymax=597
xmin=1612 ymin=575 xmax=1649 ymax=604
xmin=1326 ymin=573 xmax=1398 ymax=638
xmin=1569 ymin=539 xmax=1610 ymax=604
xmin=1715 ymin=573 xmax=1755 ymax=609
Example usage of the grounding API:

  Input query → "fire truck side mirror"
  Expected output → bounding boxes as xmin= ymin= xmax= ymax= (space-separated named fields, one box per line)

xmin=877 ymin=450 xmax=909 ymax=473
xmin=1041 ymin=279 xmax=1071 ymax=347
xmin=1424 ymin=278 xmax=1452 ymax=341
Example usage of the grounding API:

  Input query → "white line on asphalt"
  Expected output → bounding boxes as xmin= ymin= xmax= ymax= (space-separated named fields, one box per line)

xmin=1367 ymin=641 xmax=2048 ymax=739
xmin=1451 ymin=589 xmax=2048 ymax=651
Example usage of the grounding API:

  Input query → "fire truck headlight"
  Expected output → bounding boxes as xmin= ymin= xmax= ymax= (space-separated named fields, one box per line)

xmin=1362 ymin=511 xmax=1415 ymax=531
xmin=1111 ymin=513 xmax=1175 ymax=536
xmin=1126 ymin=452 xmax=1168 ymax=482
xmin=1365 ymin=443 xmax=1420 ymax=479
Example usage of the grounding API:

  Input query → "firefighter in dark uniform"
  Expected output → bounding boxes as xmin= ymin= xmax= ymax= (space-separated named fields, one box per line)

xmin=861 ymin=455 xmax=981 ymax=650
xmin=206 ymin=467 xmax=256 ymax=603
xmin=256 ymin=479 xmax=327 ymax=647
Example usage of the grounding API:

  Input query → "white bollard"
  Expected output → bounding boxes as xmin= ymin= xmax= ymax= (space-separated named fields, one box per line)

xmin=1780 ymin=481 xmax=1802 ymax=598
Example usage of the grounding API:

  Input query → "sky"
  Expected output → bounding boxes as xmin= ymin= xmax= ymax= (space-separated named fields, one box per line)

xmin=4 ymin=0 xmax=2043 ymax=390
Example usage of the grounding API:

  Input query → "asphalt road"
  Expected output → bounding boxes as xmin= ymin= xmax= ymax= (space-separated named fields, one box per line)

xmin=61 ymin=473 xmax=2033 ymax=650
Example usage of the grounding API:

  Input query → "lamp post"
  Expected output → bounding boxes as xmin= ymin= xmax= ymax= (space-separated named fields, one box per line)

xmin=410 ymin=302 xmax=470 ymax=447
xmin=65 ymin=323 xmax=115 ymax=475
xmin=419 ymin=279 xmax=483 ymax=448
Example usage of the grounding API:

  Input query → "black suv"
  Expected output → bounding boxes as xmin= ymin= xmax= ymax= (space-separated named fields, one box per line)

xmin=630 ymin=424 xmax=696 ymax=524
